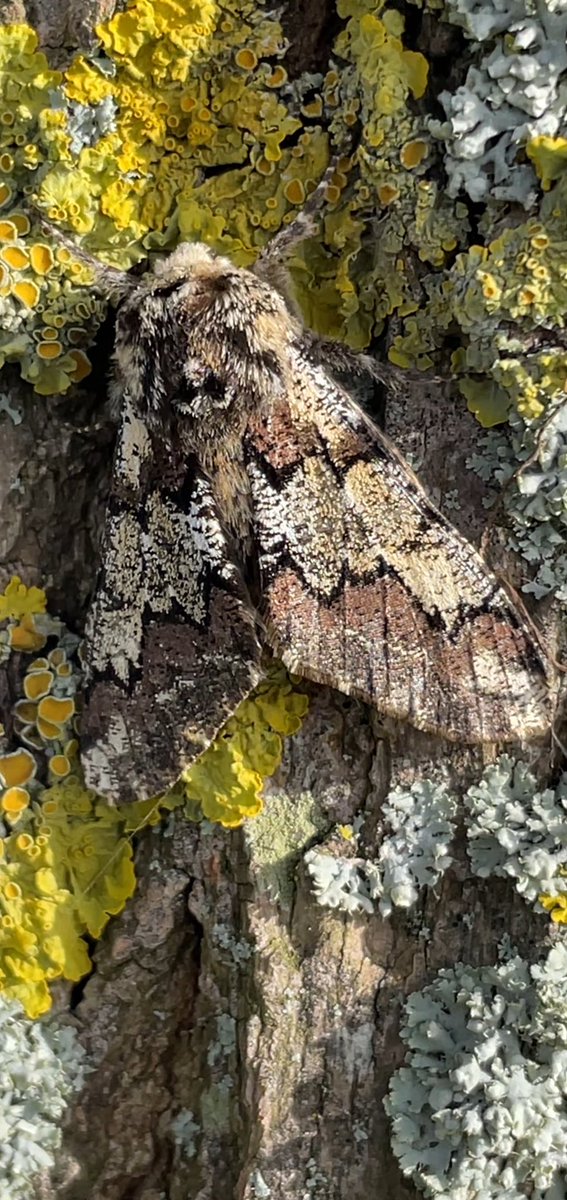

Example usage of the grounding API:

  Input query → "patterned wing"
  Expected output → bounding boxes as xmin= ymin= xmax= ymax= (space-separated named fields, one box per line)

xmin=244 ymin=351 xmax=550 ymax=743
xmin=82 ymin=395 xmax=263 ymax=804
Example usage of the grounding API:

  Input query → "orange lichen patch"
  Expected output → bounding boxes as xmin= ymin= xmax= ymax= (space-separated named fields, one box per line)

xmin=3 ymin=881 xmax=22 ymax=900
xmin=13 ymin=700 xmax=38 ymax=724
xmin=66 ymin=327 xmax=85 ymax=344
xmin=255 ymin=156 xmax=275 ymax=176
xmin=29 ymin=243 xmax=55 ymax=274
xmin=48 ymin=754 xmax=71 ymax=778
xmin=0 ymin=244 xmax=29 ymax=269
xmin=37 ymin=340 xmax=63 ymax=360
xmin=401 ymin=139 xmax=428 ymax=168
xmin=24 ymin=670 xmax=54 ymax=701
xmin=324 ymin=184 xmax=342 ymax=205
xmin=301 ymin=97 xmax=323 ymax=118
xmin=29 ymin=658 xmax=49 ymax=670
xmin=1 ymin=786 xmax=30 ymax=816
xmin=56 ymin=662 xmax=72 ymax=677
xmin=0 ymin=183 xmax=11 ymax=206
xmin=67 ymin=349 xmax=91 ymax=382
xmin=55 ymin=247 xmax=73 ymax=265
xmin=235 ymin=48 xmax=258 ymax=70
xmin=37 ymin=696 xmax=75 ymax=725
xmin=19 ymin=725 xmax=44 ymax=751
xmin=12 ymin=279 xmax=40 ymax=307
xmin=14 ymin=832 xmax=33 ymax=853
xmin=266 ymin=65 xmax=287 ymax=87
xmin=36 ymin=716 xmax=63 ymax=740
xmin=378 ymin=183 xmax=401 ymax=205
xmin=48 ymin=648 xmax=66 ymax=667
xmin=0 ymin=220 xmax=17 ymax=241
xmin=0 ymin=748 xmax=36 ymax=787
xmin=480 ymin=273 xmax=501 ymax=300
xmin=8 ymin=616 xmax=47 ymax=652
xmin=64 ymin=738 xmax=79 ymax=758
xmin=284 ymin=178 xmax=306 ymax=205
xmin=11 ymin=213 xmax=30 ymax=236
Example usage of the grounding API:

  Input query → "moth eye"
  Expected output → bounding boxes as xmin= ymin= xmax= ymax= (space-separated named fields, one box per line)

xmin=202 ymin=369 xmax=226 ymax=403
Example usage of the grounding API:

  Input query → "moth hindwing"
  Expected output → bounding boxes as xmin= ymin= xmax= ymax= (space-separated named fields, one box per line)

xmin=81 ymin=239 xmax=550 ymax=804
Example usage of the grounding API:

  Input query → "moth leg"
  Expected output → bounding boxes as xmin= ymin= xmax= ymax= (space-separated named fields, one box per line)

xmin=298 ymin=331 xmax=402 ymax=390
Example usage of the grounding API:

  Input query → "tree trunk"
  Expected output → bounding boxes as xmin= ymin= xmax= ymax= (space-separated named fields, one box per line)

xmin=0 ymin=2 xmax=556 ymax=1199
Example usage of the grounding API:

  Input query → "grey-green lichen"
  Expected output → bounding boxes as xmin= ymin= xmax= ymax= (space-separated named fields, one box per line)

xmin=207 ymin=1014 xmax=237 ymax=1067
xmin=245 ymin=789 xmax=327 ymax=904
xmin=385 ymin=941 xmax=567 ymax=1199
xmin=304 ymin=844 xmax=377 ymax=914
xmin=306 ymin=758 xmax=567 ymax=924
xmin=0 ymin=997 xmax=88 ymax=1197
xmin=465 ymin=755 xmax=567 ymax=907
xmin=469 ymin=402 xmax=567 ymax=599
xmin=430 ymin=0 xmax=567 ymax=206
xmin=170 ymin=1108 xmax=199 ymax=1159
xmin=305 ymin=779 xmax=457 ymax=916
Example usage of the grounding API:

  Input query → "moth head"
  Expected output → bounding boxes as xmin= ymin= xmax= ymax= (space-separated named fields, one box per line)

xmin=145 ymin=241 xmax=238 ymax=299
xmin=151 ymin=241 xmax=218 ymax=279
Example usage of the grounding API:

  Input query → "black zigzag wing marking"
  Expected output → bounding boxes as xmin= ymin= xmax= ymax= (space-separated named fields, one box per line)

xmin=243 ymin=348 xmax=549 ymax=744
xmin=81 ymin=394 xmax=263 ymax=805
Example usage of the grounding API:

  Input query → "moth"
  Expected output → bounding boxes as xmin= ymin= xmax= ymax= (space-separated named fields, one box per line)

xmin=69 ymin=168 xmax=550 ymax=805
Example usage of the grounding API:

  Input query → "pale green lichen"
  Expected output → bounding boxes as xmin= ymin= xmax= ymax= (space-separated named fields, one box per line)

xmin=305 ymin=779 xmax=458 ymax=916
xmin=304 ymin=843 xmax=377 ymax=914
xmin=430 ymin=0 xmax=567 ymax=207
xmin=465 ymin=755 xmax=567 ymax=909
xmin=170 ymin=1107 xmax=199 ymax=1159
xmin=245 ymin=790 xmax=328 ymax=903
xmin=291 ymin=0 xmax=469 ymax=347
xmin=385 ymin=943 xmax=567 ymax=1199
xmin=0 ymin=996 xmax=88 ymax=1197
xmin=469 ymin=403 xmax=567 ymax=598
xmin=390 ymin=188 xmax=567 ymax=423
xmin=387 ymin=0 xmax=567 ymax=429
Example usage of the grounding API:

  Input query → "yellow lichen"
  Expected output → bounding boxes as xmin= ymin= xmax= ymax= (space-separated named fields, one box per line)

xmin=0 ymin=749 xmax=36 ymax=788
xmin=0 ymin=0 xmax=461 ymax=388
xmin=0 ymin=577 xmax=46 ymax=621
xmin=24 ymin=671 xmax=54 ymax=701
xmin=1 ymin=786 xmax=30 ymax=816
xmin=539 ymin=893 xmax=567 ymax=923
xmin=182 ymin=667 xmax=309 ymax=827
xmin=0 ymin=581 xmax=309 ymax=1017
xmin=527 ymin=136 xmax=567 ymax=191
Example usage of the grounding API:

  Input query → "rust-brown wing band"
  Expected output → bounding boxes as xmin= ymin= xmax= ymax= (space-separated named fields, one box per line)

xmin=244 ymin=354 xmax=549 ymax=743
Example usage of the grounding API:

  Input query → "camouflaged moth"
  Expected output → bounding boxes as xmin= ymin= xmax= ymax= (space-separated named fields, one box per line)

xmin=69 ymin=171 xmax=550 ymax=804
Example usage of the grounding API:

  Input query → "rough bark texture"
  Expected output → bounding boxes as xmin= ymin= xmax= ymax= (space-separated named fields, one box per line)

xmin=0 ymin=3 xmax=555 ymax=1199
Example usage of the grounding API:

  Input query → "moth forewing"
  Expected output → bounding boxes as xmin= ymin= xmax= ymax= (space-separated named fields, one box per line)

xmin=243 ymin=353 xmax=550 ymax=746
xmin=79 ymin=235 xmax=550 ymax=805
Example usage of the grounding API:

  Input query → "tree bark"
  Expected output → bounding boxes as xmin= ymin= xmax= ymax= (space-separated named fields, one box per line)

xmin=0 ymin=4 xmax=555 ymax=1199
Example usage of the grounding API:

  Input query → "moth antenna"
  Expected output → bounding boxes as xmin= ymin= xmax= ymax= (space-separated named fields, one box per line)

xmin=34 ymin=212 xmax=131 ymax=303
xmin=254 ymin=153 xmax=349 ymax=280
